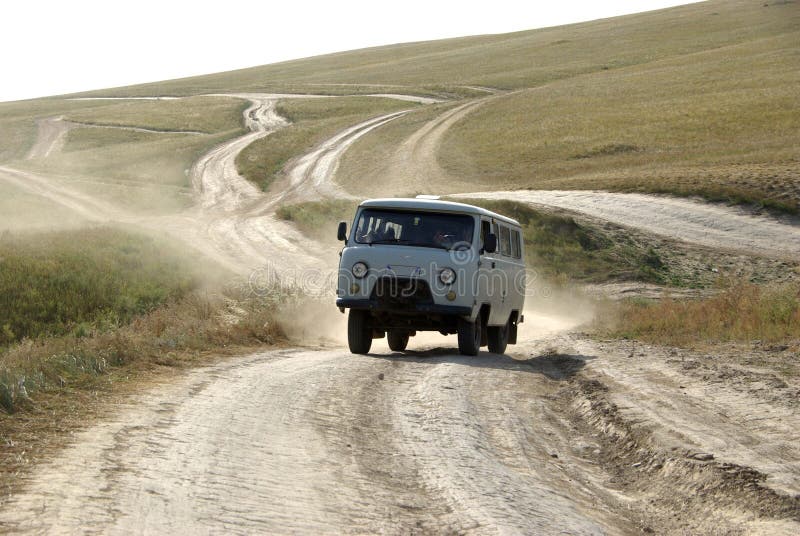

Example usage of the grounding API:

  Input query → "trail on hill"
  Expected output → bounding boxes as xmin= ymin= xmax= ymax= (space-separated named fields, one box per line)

xmin=458 ymin=190 xmax=800 ymax=260
xmin=2 ymin=94 xmax=800 ymax=535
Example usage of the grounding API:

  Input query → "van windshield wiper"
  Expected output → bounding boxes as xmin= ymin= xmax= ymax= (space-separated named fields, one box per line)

xmin=369 ymin=238 xmax=412 ymax=245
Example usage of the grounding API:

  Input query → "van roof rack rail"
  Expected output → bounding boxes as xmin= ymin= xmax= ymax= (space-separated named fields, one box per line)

xmin=415 ymin=194 xmax=441 ymax=200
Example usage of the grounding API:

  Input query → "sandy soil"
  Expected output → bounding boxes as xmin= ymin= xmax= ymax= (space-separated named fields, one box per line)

xmin=2 ymin=94 xmax=799 ymax=534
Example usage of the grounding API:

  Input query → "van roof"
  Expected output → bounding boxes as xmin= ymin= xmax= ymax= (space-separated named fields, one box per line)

xmin=359 ymin=198 xmax=521 ymax=227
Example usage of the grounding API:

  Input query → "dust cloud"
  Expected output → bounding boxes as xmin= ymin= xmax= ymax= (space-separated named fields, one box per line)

xmin=279 ymin=297 xmax=348 ymax=346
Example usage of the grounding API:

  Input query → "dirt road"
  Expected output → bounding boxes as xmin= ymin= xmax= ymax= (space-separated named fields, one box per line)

xmin=459 ymin=190 xmax=800 ymax=260
xmin=2 ymin=95 xmax=800 ymax=534
xmin=2 ymin=315 xmax=797 ymax=534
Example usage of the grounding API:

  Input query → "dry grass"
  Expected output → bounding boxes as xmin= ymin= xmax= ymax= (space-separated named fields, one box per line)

xmin=0 ymin=98 xmax=107 ymax=161
xmin=16 ymin=128 xmax=237 ymax=215
xmin=609 ymin=280 xmax=800 ymax=346
xmin=0 ymin=286 xmax=287 ymax=413
xmin=236 ymin=97 xmax=414 ymax=191
xmin=0 ymin=97 xmax=249 ymax=217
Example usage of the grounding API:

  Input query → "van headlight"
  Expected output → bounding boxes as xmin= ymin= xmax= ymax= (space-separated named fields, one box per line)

xmin=352 ymin=261 xmax=368 ymax=278
xmin=439 ymin=267 xmax=456 ymax=285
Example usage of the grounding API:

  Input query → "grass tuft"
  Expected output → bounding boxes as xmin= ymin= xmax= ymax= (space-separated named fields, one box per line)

xmin=572 ymin=144 xmax=642 ymax=159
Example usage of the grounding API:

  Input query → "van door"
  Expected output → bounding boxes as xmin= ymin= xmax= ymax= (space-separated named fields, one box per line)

xmin=490 ymin=223 xmax=525 ymax=327
xmin=475 ymin=218 xmax=506 ymax=326
xmin=506 ymin=226 xmax=525 ymax=319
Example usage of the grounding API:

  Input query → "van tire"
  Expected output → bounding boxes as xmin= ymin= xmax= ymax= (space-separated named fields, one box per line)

xmin=387 ymin=330 xmax=410 ymax=351
xmin=457 ymin=317 xmax=481 ymax=356
xmin=348 ymin=310 xmax=372 ymax=354
xmin=487 ymin=319 xmax=510 ymax=354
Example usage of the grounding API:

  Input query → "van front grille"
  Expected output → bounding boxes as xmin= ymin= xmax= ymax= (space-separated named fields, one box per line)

xmin=370 ymin=277 xmax=433 ymax=309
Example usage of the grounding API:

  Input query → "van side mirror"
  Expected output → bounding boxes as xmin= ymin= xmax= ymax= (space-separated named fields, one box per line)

xmin=484 ymin=233 xmax=497 ymax=254
xmin=337 ymin=221 xmax=348 ymax=242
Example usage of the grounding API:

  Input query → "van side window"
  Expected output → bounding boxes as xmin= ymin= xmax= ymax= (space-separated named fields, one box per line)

xmin=499 ymin=225 xmax=511 ymax=256
xmin=480 ymin=220 xmax=491 ymax=251
xmin=510 ymin=229 xmax=521 ymax=259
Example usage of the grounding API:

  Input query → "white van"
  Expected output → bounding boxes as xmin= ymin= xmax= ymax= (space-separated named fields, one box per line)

xmin=336 ymin=197 xmax=525 ymax=355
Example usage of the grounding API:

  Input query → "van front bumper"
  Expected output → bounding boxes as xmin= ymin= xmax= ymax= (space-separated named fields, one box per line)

xmin=336 ymin=298 xmax=471 ymax=317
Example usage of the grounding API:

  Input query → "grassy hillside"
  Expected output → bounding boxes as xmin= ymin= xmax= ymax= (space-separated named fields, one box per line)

xmin=73 ymin=1 xmax=798 ymax=98
xmin=438 ymin=28 xmax=800 ymax=211
xmin=4 ymin=1 xmax=796 ymax=212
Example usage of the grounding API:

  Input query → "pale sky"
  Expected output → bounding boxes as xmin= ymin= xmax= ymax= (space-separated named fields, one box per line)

xmin=2 ymin=0 xmax=697 ymax=102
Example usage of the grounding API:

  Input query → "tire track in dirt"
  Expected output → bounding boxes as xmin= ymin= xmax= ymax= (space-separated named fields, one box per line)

xmin=25 ymin=116 xmax=75 ymax=159
xmin=0 ymin=345 xmax=636 ymax=534
xmin=265 ymin=110 xmax=411 ymax=207
xmin=379 ymin=99 xmax=490 ymax=193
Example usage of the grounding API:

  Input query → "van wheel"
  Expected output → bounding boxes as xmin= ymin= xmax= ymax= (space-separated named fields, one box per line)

xmin=387 ymin=330 xmax=409 ymax=351
xmin=348 ymin=310 xmax=372 ymax=354
xmin=487 ymin=319 xmax=510 ymax=354
xmin=457 ymin=317 xmax=481 ymax=356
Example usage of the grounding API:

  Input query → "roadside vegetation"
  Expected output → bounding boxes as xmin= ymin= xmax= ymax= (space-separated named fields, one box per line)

xmin=458 ymin=199 xmax=670 ymax=283
xmin=0 ymin=227 xmax=202 ymax=346
xmin=276 ymin=199 xmax=358 ymax=243
xmin=236 ymin=97 xmax=414 ymax=191
xmin=609 ymin=280 xmax=800 ymax=347
xmin=0 ymin=226 xmax=290 ymax=414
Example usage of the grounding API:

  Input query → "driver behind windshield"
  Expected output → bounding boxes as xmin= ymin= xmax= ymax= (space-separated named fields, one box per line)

xmin=355 ymin=210 xmax=474 ymax=249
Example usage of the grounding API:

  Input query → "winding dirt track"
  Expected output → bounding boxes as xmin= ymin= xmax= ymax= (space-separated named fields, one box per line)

xmin=2 ymin=95 xmax=800 ymax=534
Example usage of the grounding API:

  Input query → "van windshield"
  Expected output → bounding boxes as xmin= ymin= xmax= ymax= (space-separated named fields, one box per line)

xmin=354 ymin=209 xmax=474 ymax=250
